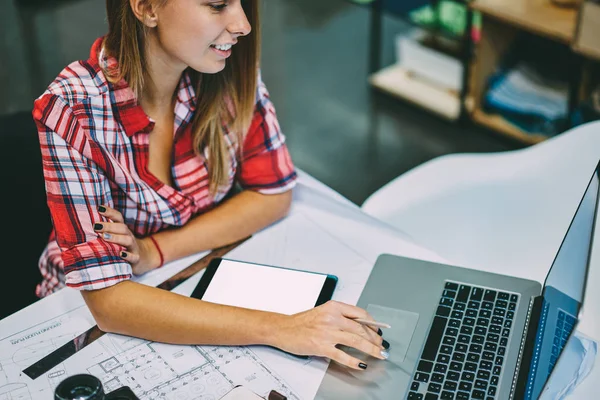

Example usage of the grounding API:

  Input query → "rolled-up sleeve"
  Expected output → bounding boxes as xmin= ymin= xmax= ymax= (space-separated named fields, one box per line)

xmin=236 ymin=75 xmax=297 ymax=194
xmin=34 ymin=94 xmax=132 ymax=290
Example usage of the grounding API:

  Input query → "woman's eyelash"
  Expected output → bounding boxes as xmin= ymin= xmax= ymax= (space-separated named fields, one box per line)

xmin=210 ymin=3 xmax=228 ymax=11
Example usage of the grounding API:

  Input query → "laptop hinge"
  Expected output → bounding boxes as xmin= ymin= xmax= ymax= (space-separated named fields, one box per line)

xmin=510 ymin=295 xmax=543 ymax=400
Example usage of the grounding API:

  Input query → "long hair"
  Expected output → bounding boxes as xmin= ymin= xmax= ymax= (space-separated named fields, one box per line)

xmin=103 ymin=0 xmax=260 ymax=194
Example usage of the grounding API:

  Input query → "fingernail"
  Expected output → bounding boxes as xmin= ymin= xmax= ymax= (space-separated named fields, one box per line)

xmin=120 ymin=251 xmax=127 ymax=258
xmin=380 ymin=350 xmax=390 ymax=360
xmin=94 ymin=223 xmax=103 ymax=231
xmin=382 ymin=339 xmax=390 ymax=350
xmin=98 ymin=205 xmax=106 ymax=213
xmin=103 ymin=232 xmax=112 ymax=240
xmin=358 ymin=363 xmax=367 ymax=370
xmin=377 ymin=328 xmax=383 ymax=336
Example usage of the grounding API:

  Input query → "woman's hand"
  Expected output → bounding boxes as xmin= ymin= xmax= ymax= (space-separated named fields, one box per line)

xmin=94 ymin=205 xmax=160 ymax=275
xmin=275 ymin=300 xmax=389 ymax=370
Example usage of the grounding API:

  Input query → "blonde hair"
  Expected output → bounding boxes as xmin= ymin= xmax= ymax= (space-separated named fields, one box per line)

xmin=103 ymin=0 xmax=260 ymax=194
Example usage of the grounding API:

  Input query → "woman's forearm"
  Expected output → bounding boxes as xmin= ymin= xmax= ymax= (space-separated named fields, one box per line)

xmin=154 ymin=190 xmax=292 ymax=263
xmin=83 ymin=280 xmax=285 ymax=346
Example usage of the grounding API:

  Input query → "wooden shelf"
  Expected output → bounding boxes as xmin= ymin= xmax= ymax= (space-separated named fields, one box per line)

xmin=471 ymin=0 xmax=578 ymax=44
xmin=472 ymin=109 xmax=549 ymax=144
xmin=369 ymin=64 xmax=461 ymax=121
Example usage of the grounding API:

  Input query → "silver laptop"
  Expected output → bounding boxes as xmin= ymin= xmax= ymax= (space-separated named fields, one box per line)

xmin=317 ymin=160 xmax=599 ymax=400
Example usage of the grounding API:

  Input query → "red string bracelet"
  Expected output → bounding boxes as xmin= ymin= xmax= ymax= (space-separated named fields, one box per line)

xmin=148 ymin=236 xmax=164 ymax=268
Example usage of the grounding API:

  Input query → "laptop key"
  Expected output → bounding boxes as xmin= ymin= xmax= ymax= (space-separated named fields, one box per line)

xmin=472 ymin=389 xmax=486 ymax=399
xmin=502 ymin=328 xmax=510 ymax=337
xmin=445 ymin=282 xmax=459 ymax=290
xmin=418 ymin=360 xmax=434 ymax=373
xmin=425 ymin=393 xmax=439 ymax=400
xmin=451 ymin=311 xmax=464 ymax=320
xmin=484 ymin=290 xmax=496 ymax=302
xmin=447 ymin=327 xmax=459 ymax=336
xmin=482 ymin=351 xmax=495 ymax=361
xmin=464 ymin=362 xmax=477 ymax=372
xmin=474 ymin=327 xmax=487 ymax=336
xmin=477 ymin=370 xmax=491 ymax=380
xmin=456 ymin=344 xmax=468 ymax=353
xmin=493 ymin=366 xmax=502 ymax=375
xmin=482 ymin=302 xmax=493 ymax=310
xmin=467 ymin=353 xmax=479 ymax=363
xmin=440 ymin=345 xmax=453 ymax=355
xmin=408 ymin=392 xmax=423 ymax=400
xmin=463 ymin=318 xmax=475 ymax=327
xmin=506 ymin=311 xmax=514 ymax=320
xmin=415 ymin=372 xmax=430 ymax=383
xmin=422 ymin=316 xmax=448 ymax=361
xmin=498 ymin=346 xmax=506 ymax=356
xmin=428 ymin=382 xmax=442 ymax=393
xmin=443 ymin=336 xmax=456 ymax=346
xmin=500 ymin=338 xmax=508 ymax=347
xmin=510 ymin=294 xmax=518 ymax=302
xmin=459 ymin=381 xmax=472 ymax=392
xmin=458 ymin=335 xmax=470 ymax=344
xmin=491 ymin=376 xmax=499 ymax=386
xmin=470 ymin=287 xmax=483 ymax=301
xmin=504 ymin=319 xmax=512 ymax=329
xmin=434 ymin=363 xmax=447 ymax=374
xmin=498 ymin=292 xmax=510 ymax=300
xmin=457 ymin=285 xmax=471 ymax=302
xmin=444 ymin=381 xmax=457 ymax=391
xmin=443 ymin=290 xmax=457 ymax=299
xmin=440 ymin=392 xmax=454 ymax=400
xmin=468 ymin=301 xmax=480 ymax=309
xmin=449 ymin=319 xmax=461 ymax=328
xmin=488 ymin=386 xmax=497 ymax=396
xmin=477 ymin=318 xmax=489 ymax=326
xmin=440 ymin=297 xmax=454 ymax=307
xmin=466 ymin=309 xmax=478 ymax=318
xmin=495 ymin=356 xmax=504 ymax=366
xmin=475 ymin=380 xmax=488 ymax=390
xmin=470 ymin=344 xmax=483 ymax=353
xmin=508 ymin=302 xmax=516 ymax=311
xmin=411 ymin=382 xmax=420 ymax=391
xmin=454 ymin=302 xmax=466 ymax=311
xmin=432 ymin=373 xmax=445 ymax=382
xmin=493 ymin=308 xmax=506 ymax=317
xmin=449 ymin=362 xmax=463 ymax=372
xmin=437 ymin=306 xmax=451 ymax=317
xmin=447 ymin=371 xmax=460 ymax=381
xmin=480 ymin=361 xmax=493 ymax=370
xmin=460 ymin=325 xmax=473 ymax=335
xmin=461 ymin=371 xmax=475 ymax=382
xmin=489 ymin=325 xmax=501 ymax=334
xmin=452 ymin=353 xmax=466 ymax=362
xmin=479 ymin=309 xmax=492 ymax=319
xmin=487 ymin=333 xmax=500 ymax=342
xmin=491 ymin=316 xmax=503 ymax=325
xmin=456 ymin=391 xmax=470 ymax=400
xmin=437 ymin=354 xmax=451 ymax=364
xmin=495 ymin=300 xmax=508 ymax=309
xmin=472 ymin=335 xmax=485 ymax=344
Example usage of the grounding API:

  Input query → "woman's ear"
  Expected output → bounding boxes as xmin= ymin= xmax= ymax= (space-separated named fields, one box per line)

xmin=129 ymin=0 xmax=158 ymax=28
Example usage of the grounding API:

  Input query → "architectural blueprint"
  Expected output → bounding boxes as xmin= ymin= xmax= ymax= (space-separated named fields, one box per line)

xmin=0 ymin=177 xmax=444 ymax=400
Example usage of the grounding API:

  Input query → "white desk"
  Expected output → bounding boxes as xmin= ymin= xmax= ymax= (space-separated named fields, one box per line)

xmin=0 ymin=170 xmax=597 ymax=399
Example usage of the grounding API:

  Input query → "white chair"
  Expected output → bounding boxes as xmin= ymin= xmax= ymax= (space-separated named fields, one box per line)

xmin=361 ymin=121 xmax=600 ymax=282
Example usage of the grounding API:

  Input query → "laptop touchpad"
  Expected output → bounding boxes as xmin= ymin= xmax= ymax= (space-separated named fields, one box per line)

xmin=367 ymin=304 xmax=419 ymax=364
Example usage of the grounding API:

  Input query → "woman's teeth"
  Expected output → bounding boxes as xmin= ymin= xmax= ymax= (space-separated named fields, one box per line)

xmin=212 ymin=44 xmax=232 ymax=51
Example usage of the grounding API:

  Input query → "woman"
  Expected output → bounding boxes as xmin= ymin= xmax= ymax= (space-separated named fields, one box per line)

xmin=33 ymin=0 xmax=388 ymax=370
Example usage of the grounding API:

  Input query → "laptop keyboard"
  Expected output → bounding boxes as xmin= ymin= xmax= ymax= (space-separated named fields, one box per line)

xmin=407 ymin=282 xmax=520 ymax=400
xmin=549 ymin=309 xmax=576 ymax=374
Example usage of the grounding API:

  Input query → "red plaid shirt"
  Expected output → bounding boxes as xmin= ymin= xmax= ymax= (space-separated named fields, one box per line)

xmin=33 ymin=38 xmax=297 ymax=297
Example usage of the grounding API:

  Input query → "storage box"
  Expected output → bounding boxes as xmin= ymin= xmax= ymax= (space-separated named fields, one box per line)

xmin=574 ymin=0 xmax=600 ymax=60
xmin=395 ymin=29 xmax=464 ymax=92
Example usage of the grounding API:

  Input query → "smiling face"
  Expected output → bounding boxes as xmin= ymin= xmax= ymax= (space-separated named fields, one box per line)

xmin=146 ymin=0 xmax=252 ymax=74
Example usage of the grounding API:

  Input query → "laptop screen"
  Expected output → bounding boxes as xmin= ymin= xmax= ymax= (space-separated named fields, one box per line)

xmin=525 ymin=161 xmax=600 ymax=399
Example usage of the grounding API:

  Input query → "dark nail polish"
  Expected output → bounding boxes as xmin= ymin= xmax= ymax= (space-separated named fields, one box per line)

xmin=358 ymin=363 xmax=367 ymax=370
xmin=94 ymin=223 xmax=103 ymax=231
xmin=377 ymin=328 xmax=383 ymax=336
xmin=98 ymin=205 xmax=106 ymax=213
xmin=382 ymin=339 xmax=390 ymax=350
xmin=120 ymin=251 xmax=127 ymax=258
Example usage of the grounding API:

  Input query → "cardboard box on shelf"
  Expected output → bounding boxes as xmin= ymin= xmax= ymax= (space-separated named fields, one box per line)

xmin=574 ymin=0 xmax=600 ymax=60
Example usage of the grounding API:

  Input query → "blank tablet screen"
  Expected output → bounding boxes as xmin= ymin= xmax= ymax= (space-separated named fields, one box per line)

xmin=195 ymin=259 xmax=329 ymax=315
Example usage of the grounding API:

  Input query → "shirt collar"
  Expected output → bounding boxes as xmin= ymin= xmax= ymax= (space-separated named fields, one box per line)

xmin=89 ymin=37 xmax=197 ymax=137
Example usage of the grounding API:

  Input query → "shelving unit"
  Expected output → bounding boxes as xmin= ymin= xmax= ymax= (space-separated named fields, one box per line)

xmin=366 ymin=0 xmax=474 ymax=122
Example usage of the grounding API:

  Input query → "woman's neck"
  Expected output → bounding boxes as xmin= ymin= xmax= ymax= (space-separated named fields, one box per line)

xmin=140 ymin=34 xmax=187 ymax=115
